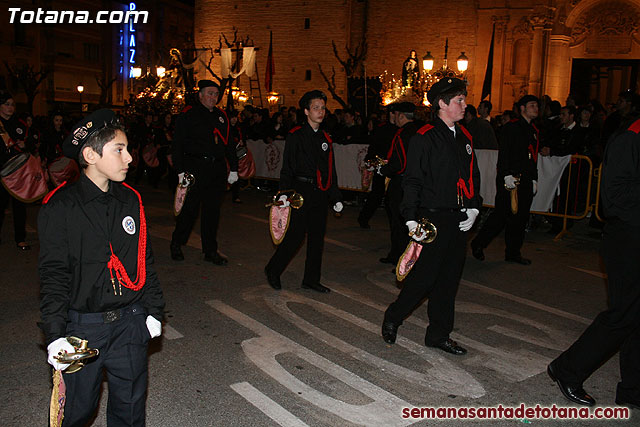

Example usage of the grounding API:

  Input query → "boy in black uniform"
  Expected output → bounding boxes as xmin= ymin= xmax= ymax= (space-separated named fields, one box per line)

xmin=378 ymin=102 xmax=421 ymax=265
xmin=471 ymin=95 xmax=540 ymax=265
xmin=39 ymin=109 xmax=165 ymax=426
xmin=0 ymin=91 xmax=32 ymax=250
xmin=548 ymin=98 xmax=640 ymax=409
xmin=264 ymin=90 xmax=343 ymax=293
xmin=170 ymin=80 xmax=239 ymax=264
xmin=381 ymin=78 xmax=481 ymax=355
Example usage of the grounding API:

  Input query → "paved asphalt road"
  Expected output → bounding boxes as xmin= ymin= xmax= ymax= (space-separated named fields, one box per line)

xmin=0 ymin=181 xmax=636 ymax=426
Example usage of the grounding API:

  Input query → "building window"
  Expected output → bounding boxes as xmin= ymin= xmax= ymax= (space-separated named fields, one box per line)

xmin=305 ymin=70 xmax=311 ymax=80
xmin=304 ymin=18 xmax=310 ymax=29
xmin=84 ymin=43 xmax=100 ymax=62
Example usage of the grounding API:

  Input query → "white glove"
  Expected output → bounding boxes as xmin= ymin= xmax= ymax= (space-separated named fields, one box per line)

xmin=376 ymin=164 xmax=384 ymax=176
xmin=504 ymin=175 xmax=517 ymax=189
xmin=227 ymin=171 xmax=238 ymax=185
xmin=366 ymin=165 xmax=375 ymax=172
xmin=47 ymin=337 xmax=76 ymax=371
xmin=458 ymin=208 xmax=479 ymax=232
xmin=178 ymin=172 xmax=185 ymax=184
xmin=532 ymin=180 xmax=538 ymax=195
xmin=333 ymin=202 xmax=343 ymax=213
xmin=278 ymin=194 xmax=290 ymax=207
xmin=406 ymin=220 xmax=427 ymax=242
xmin=146 ymin=315 xmax=162 ymax=338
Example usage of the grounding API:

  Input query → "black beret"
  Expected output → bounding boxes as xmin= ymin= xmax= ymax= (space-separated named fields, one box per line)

xmin=427 ymin=77 xmax=466 ymax=105
xmin=63 ymin=109 xmax=118 ymax=159
xmin=0 ymin=91 xmax=13 ymax=105
xmin=197 ymin=79 xmax=220 ymax=90
xmin=395 ymin=102 xmax=416 ymax=114
xmin=517 ymin=94 xmax=540 ymax=108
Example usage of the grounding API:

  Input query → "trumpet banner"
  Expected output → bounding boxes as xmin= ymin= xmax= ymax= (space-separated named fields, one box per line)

xmin=269 ymin=205 xmax=291 ymax=245
xmin=49 ymin=370 xmax=66 ymax=427
xmin=396 ymin=240 xmax=423 ymax=281
xmin=174 ymin=186 xmax=188 ymax=216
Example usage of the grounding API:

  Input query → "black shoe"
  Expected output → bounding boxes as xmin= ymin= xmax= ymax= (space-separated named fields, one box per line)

xmin=358 ymin=219 xmax=371 ymax=229
xmin=205 ymin=252 xmax=228 ymax=265
xmin=379 ymin=256 xmax=397 ymax=265
xmin=264 ymin=267 xmax=281 ymax=290
xmin=16 ymin=242 xmax=31 ymax=251
xmin=381 ymin=321 xmax=398 ymax=344
xmin=471 ymin=243 xmax=484 ymax=261
xmin=301 ymin=282 xmax=330 ymax=293
xmin=505 ymin=255 xmax=531 ymax=265
xmin=426 ymin=338 xmax=467 ymax=355
xmin=170 ymin=244 xmax=184 ymax=261
xmin=547 ymin=363 xmax=595 ymax=406
xmin=615 ymin=396 xmax=640 ymax=410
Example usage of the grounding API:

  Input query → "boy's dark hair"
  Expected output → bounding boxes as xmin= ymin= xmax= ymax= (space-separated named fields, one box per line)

xmin=465 ymin=105 xmax=477 ymax=117
xmin=561 ymin=105 xmax=577 ymax=119
xmin=78 ymin=122 xmax=126 ymax=168
xmin=431 ymin=87 xmax=468 ymax=113
xmin=299 ymin=90 xmax=327 ymax=110
xmin=479 ymin=100 xmax=492 ymax=113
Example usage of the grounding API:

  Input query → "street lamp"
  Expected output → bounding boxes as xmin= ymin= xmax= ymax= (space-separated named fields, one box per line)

xmin=77 ymin=84 xmax=84 ymax=111
xmin=457 ymin=52 xmax=469 ymax=73
xmin=131 ymin=67 xmax=142 ymax=78
xmin=422 ymin=51 xmax=434 ymax=73
xmin=156 ymin=66 xmax=166 ymax=78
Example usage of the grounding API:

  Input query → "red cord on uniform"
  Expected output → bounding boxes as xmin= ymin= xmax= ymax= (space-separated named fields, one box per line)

xmin=106 ymin=183 xmax=147 ymax=291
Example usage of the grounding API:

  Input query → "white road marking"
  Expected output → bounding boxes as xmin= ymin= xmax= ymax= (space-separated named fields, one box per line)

xmin=163 ymin=324 xmax=183 ymax=340
xmin=238 ymin=213 xmax=361 ymax=251
xmin=260 ymin=288 xmax=485 ymax=398
xmin=207 ymin=299 xmax=415 ymax=426
xmin=231 ymin=382 xmax=309 ymax=427
xmin=568 ymin=266 xmax=607 ymax=279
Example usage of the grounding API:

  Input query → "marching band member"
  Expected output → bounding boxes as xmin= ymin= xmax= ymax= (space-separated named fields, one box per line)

xmin=39 ymin=109 xmax=165 ymax=426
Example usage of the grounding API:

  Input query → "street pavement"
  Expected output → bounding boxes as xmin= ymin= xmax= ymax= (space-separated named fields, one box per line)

xmin=0 ymin=181 xmax=636 ymax=426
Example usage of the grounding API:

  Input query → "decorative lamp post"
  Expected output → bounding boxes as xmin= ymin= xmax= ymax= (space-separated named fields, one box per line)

xmin=457 ymin=52 xmax=469 ymax=73
xmin=156 ymin=66 xmax=166 ymax=78
xmin=422 ymin=51 xmax=434 ymax=73
xmin=77 ymin=84 xmax=84 ymax=111
xmin=131 ymin=67 xmax=142 ymax=78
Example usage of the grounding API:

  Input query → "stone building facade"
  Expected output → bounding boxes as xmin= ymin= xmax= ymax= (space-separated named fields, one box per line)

xmin=195 ymin=0 xmax=640 ymax=112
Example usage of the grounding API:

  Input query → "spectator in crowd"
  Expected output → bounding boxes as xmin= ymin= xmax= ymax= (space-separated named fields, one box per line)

xmin=270 ymin=111 xmax=287 ymax=140
xmin=464 ymin=104 xmax=498 ymax=149
xmin=335 ymin=108 xmax=366 ymax=144
xmin=478 ymin=100 xmax=492 ymax=122
xmin=602 ymin=90 xmax=634 ymax=149
xmin=156 ymin=112 xmax=175 ymax=188
xmin=248 ymin=108 xmax=272 ymax=141
xmin=40 ymin=112 xmax=67 ymax=164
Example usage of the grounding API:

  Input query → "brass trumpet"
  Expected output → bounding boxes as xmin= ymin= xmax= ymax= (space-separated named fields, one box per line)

xmin=504 ymin=175 xmax=521 ymax=214
xmin=265 ymin=190 xmax=304 ymax=209
xmin=364 ymin=155 xmax=387 ymax=169
xmin=54 ymin=336 xmax=99 ymax=373
xmin=409 ymin=217 xmax=437 ymax=244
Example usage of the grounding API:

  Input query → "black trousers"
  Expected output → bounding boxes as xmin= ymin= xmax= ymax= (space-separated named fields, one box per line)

xmin=266 ymin=182 xmax=328 ymax=285
xmin=171 ymin=162 xmax=226 ymax=254
xmin=384 ymin=212 xmax=467 ymax=344
xmin=472 ymin=178 xmax=534 ymax=258
xmin=384 ymin=177 xmax=409 ymax=262
xmin=358 ymin=174 xmax=388 ymax=225
xmin=61 ymin=307 xmax=150 ymax=427
xmin=0 ymin=185 xmax=26 ymax=243
xmin=552 ymin=221 xmax=640 ymax=402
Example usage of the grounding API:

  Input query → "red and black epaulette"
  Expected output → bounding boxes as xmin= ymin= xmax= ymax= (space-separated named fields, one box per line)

xmin=459 ymin=124 xmax=473 ymax=142
xmin=181 ymin=105 xmax=193 ymax=114
xmin=43 ymin=181 xmax=68 ymax=204
xmin=417 ymin=124 xmax=434 ymax=135
xmin=289 ymin=125 xmax=302 ymax=134
xmin=628 ymin=118 xmax=640 ymax=134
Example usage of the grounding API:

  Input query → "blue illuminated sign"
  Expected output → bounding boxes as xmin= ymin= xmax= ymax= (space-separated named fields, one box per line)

xmin=127 ymin=2 xmax=136 ymax=78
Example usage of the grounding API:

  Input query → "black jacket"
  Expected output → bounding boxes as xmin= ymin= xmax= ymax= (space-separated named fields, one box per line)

xmin=38 ymin=175 xmax=165 ymax=344
xmin=380 ymin=120 xmax=421 ymax=178
xmin=401 ymin=117 xmax=481 ymax=220
xmin=497 ymin=117 xmax=539 ymax=182
xmin=279 ymin=122 xmax=342 ymax=203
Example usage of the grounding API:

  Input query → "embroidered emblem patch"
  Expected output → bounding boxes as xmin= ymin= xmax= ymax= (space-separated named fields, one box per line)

xmin=321 ymin=142 xmax=328 ymax=151
xmin=16 ymin=128 xmax=23 ymax=135
xmin=219 ymin=116 xmax=225 ymax=124
xmin=122 ymin=216 xmax=136 ymax=235
xmin=466 ymin=144 xmax=472 ymax=155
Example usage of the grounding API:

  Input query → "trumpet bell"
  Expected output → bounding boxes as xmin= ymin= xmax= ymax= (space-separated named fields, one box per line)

xmin=288 ymin=192 xmax=304 ymax=209
xmin=55 ymin=336 xmax=99 ymax=373
xmin=421 ymin=221 xmax=437 ymax=244
xmin=265 ymin=190 xmax=304 ymax=209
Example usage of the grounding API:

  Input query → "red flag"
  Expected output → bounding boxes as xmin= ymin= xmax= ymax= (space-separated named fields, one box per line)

xmin=265 ymin=31 xmax=275 ymax=92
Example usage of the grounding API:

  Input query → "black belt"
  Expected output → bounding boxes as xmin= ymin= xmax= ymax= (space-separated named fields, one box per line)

xmin=425 ymin=208 xmax=462 ymax=213
xmin=68 ymin=304 xmax=145 ymax=324
xmin=294 ymin=176 xmax=314 ymax=184
xmin=185 ymin=152 xmax=216 ymax=162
